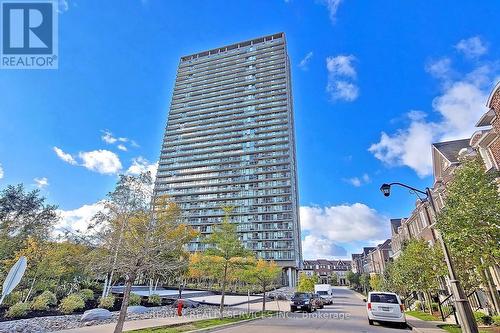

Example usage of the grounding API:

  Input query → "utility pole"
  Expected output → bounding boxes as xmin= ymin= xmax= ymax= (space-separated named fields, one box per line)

xmin=380 ymin=183 xmax=479 ymax=333
xmin=425 ymin=188 xmax=479 ymax=333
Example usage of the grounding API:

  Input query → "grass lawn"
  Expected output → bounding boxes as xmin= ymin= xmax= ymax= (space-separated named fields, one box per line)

xmin=438 ymin=324 xmax=492 ymax=333
xmin=127 ymin=311 xmax=277 ymax=333
xmin=406 ymin=310 xmax=440 ymax=321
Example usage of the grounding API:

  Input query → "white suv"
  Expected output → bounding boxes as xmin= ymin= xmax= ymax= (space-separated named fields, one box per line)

xmin=364 ymin=292 xmax=407 ymax=328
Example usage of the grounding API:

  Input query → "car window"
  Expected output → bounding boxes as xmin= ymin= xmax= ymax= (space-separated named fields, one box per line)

xmin=370 ymin=293 xmax=399 ymax=304
xmin=293 ymin=293 xmax=309 ymax=299
xmin=317 ymin=291 xmax=328 ymax=295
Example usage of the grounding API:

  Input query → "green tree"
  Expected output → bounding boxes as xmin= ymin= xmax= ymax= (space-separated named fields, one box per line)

xmin=359 ymin=273 xmax=370 ymax=295
xmin=297 ymin=274 xmax=319 ymax=292
xmin=437 ymin=156 xmax=500 ymax=314
xmin=381 ymin=262 xmax=407 ymax=296
xmin=0 ymin=184 xmax=58 ymax=265
xmin=242 ymin=259 xmax=281 ymax=311
xmin=370 ymin=274 xmax=382 ymax=291
xmin=391 ymin=239 xmax=445 ymax=314
xmin=5 ymin=238 xmax=89 ymax=301
xmin=330 ymin=273 xmax=339 ymax=286
xmin=92 ymin=173 xmax=196 ymax=333
xmin=189 ymin=207 xmax=253 ymax=318
xmin=346 ymin=271 xmax=360 ymax=288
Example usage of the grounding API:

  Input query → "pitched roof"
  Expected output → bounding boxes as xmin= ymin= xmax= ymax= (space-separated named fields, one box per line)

xmin=363 ymin=247 xmax=376 ymax=255
xmin=432 ymin=139 xmax=470 ymax=163
xmin=378 ymin=239 xmax=392 ymax=249
xmin=390 ymin=219 xmax=402 ymax=234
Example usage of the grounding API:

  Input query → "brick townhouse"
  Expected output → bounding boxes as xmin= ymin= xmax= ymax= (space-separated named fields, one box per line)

xmin=301 ymin=259 xmax=352 ymax=285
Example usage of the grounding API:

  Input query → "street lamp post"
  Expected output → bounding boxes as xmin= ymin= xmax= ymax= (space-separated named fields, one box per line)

xmin=380 ymin=182 xmax=479 ymax=333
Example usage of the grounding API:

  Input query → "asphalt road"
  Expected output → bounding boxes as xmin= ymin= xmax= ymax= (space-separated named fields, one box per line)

xmin=218 ymin=287 xmax=411 ymax=333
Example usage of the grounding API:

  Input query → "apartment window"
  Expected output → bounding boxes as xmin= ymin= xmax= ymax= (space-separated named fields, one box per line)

xmin=479 ymin=147 xmax=495 ymax=170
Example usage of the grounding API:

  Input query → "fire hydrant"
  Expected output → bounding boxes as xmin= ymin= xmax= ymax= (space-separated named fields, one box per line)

xmin=177 ymin=299 xmax=183 ymax=316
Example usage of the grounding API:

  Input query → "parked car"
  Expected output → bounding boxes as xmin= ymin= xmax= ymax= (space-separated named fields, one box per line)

xmin=290 ymin=292 xmax=317 ymax=312
xmin=364 ymin=292 xmax=407 ymax=328
xmin=314 ymin=284 xmax=334 ymax=305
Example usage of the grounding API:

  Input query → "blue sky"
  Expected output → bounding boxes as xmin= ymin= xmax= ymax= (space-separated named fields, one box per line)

xmin=0 ymin=0 xmax=499 ymax=259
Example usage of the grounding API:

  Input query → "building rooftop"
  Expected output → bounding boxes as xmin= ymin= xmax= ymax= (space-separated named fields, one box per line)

xmin=390 ymin=218 xmax=402 ymax=235
xmin=432 ymin=139 xmax=470 ymax=163
xmin=180 ymin=32 xmax=285 ymax=62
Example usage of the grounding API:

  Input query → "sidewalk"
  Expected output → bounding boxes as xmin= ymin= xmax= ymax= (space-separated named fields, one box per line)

xmin=406 ymin=314 xmax=446 ymax=333
xmin=55 ymin=300 xmax=288 ymax=333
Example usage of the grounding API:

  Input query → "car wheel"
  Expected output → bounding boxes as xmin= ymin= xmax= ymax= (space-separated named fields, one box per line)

xmin=290 ymin=306 xmax=296 ymax=312
xmin=368 ymin=319 xmax=374 ymax=325
xmin=307 ymin=305 xmax=313 ymax=313
xmin=399 ymin=322 xmax=407 ymax=329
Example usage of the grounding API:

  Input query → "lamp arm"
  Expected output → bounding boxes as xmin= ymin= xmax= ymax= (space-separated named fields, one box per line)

xmin=387 ymin=182 xmax=428 ymax=197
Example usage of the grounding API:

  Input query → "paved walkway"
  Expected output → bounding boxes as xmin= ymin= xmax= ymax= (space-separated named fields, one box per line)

xmin=55 ymin=300 xmax=289 ymax=333
xmin=406 ymin=315 xmax=446 ymax=333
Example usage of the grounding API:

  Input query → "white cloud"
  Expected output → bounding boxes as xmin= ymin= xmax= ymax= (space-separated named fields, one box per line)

xmin=101 ymin=130 xmax=137 ymax=151
xmin=302 ymin=235 xmax=347 ymax=259
xmin=455 ymin=36 xmax=487 ymax=59
xmin=298 ymin=51 xmax=313 ymax=70
xmin=326 ymin=55 xmax=359 ymax=102
xmin=0 ymin=164 xmax=4 ymax=179
xmin=79 ymin=150 xmax=122 ymax=175
xmin=300 ymin=203 xmax=388 ymax=246
xmin=34 ymin=177 xmax=49 ymax=189
xmin=347 ymin=177 xmax=361 ymax=187
xmin=369 ymin=37 xmax=497 ymax=177
xmin=326 ymin=55 xmax=356 ymax=78
xmin=126 ymin=157 xmax=158 ymax=179
xmin=426 ymin=57 xmax=452 ymax=80
xmin=53 ymin=146 xmax=77 ymax=165
xmin=369 ymin=114 xmax=438 ymax=178
xmin=344 ymin=173 xmax=370 ymax=187
xmin=321 ymin=0 xmax=343 ymax=22
xmin=101 ymin=130 xmax=118 ymax=144
xmin=56 ymin=201 xmax=104 ymax=236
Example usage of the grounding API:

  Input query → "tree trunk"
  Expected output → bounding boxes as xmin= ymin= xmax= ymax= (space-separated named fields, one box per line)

xmin=24 ymin=276 xmax=37 ymax=303
xmin=114 ymin=274 xmax=134 ymax=333
xmin=425 ymin=291 xmax=433 ymax=315
xmin=262 ymin=283 xmax=266 ymax=312
xmin=219 ymin=263 xmax=228 ymax=318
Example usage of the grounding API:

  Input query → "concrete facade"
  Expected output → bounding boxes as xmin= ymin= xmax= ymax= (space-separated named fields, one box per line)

xmin=154 ymin=33 xmax=302 ymax=285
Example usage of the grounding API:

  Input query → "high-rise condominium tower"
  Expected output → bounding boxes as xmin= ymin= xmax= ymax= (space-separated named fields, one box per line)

xmin=154 ymin=33 xmax=301 ymax=286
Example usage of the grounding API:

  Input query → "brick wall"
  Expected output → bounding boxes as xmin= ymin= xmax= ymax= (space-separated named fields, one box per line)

xmin=489 ymin=88 xmax=500 ymax=168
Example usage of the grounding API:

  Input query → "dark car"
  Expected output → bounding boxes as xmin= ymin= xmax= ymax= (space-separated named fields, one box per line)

xmin=290 ymin=292 xmax=317 ymax=312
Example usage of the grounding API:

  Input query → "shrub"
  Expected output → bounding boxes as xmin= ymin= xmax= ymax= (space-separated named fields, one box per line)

xmin=474 ymin=311 xmax=492 ymax=325
xmin=128 ymin=293 xmax=141 ymax=306
xmin=80 ymin=280 xmax=102 ymax=293
xmin=79 ymin=289 xmax=94 ymax=302
xmin=414 ymin=300 xmax=422 ymax=311
xmin=39 ymin=291 xmax=57 ymax=306
xmin=4 ymin=291 xmax=23 ymax=307
xmin=59 ymin=294 xmax=85 ymax=314
xmin=492 ymin=315 xmax=500 ymax=326
xmin=431 ymin=302 xmax=439 ymax=312
xmin=148 ymin=294 xmax=162 ymax=306
xmin=98 ymin=295 xmax=115 ymax=309
xmin=6 ymin=302 xmax=29 ymax=318
xmin=31 ymin=295 xmax=50 ymax=311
